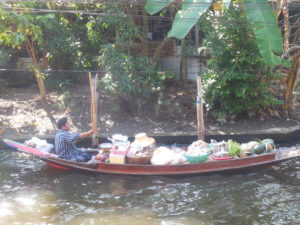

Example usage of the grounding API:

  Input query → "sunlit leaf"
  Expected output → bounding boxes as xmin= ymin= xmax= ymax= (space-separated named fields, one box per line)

xmin=168 ymin=0 xmax=213 ymax=39
xmin=46 ymin=2 xmax=52 ymax=9
xmin=145 ymin=0 xmax=175 ymax=15
xmin=243 ymin=0 xmax=283 ymax=67
xmin=222 ymin=0 xmax=232 ymax=9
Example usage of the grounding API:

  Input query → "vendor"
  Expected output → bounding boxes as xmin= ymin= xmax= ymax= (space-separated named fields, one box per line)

xmin=55 ymin=117 xmax=98 ymax=162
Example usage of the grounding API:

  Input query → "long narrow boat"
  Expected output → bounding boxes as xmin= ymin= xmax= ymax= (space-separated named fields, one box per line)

xmin=3 ymin=139 xmax=300 ymax=175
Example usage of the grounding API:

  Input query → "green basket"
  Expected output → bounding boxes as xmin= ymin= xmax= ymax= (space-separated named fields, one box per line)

xmin=185 ymin=153 xmax=208 ymax=163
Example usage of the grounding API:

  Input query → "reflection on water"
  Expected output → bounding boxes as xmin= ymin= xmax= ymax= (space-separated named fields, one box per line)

xmin=0 ymin=150 xmax=299 ymax=225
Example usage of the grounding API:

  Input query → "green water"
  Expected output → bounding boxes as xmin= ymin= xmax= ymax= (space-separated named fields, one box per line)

xmin=0 ymin=149 xmax=299 ymax=225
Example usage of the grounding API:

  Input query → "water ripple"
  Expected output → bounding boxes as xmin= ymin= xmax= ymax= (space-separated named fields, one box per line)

xmin=0 ymin=150 xmax=299 ymax=224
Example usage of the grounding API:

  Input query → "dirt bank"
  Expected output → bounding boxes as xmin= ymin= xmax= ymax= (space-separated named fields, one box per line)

xmin=1 ymin=84 xmax=300 ymax=139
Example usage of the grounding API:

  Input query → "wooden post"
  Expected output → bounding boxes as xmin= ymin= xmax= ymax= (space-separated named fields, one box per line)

xmin=197 ymin=76 xmax=205 ymax=141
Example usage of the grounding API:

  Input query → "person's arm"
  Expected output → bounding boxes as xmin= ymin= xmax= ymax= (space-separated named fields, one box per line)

xmin=64 ymin=132 xmax=80 ymax=143
xmin=79 ymin=130 xmax=95 ymax=139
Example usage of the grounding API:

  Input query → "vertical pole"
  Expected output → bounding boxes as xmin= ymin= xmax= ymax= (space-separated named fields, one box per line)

xmin=89 ymin=72 xmax=99 ymax=147
xmin=195 ymin=27 xmax=199 ymax=51
xmin=94 ymin=74 xmax=99 ymax=146
xmin=197 ymin=76 xmax=205 ymax=141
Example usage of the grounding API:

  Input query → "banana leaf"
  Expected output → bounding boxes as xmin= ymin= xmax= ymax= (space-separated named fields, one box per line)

xmin=222 ymin=0 xmax=232 ymax=9
xmin=243 ymin=0 xmax=283 ymax=67
xmin=168 ymin=0 xmax=213 ymax=39
xmin=145 ymin=0 xmax=175 ymax=15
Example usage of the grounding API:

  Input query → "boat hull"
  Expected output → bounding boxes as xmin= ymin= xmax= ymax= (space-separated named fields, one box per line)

xmin=39 ymin=152 xmax=295 ymax=175
xmin=3 ymin=139 xmax=300 ymax=176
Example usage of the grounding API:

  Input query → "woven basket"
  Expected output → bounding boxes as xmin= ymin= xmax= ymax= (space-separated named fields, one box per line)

xmin=127 ymin=155 xmax=152 ymax=164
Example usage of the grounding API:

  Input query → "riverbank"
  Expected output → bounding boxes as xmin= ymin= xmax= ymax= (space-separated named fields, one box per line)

xmin=1 ymin=85 xmax=300 ymax=142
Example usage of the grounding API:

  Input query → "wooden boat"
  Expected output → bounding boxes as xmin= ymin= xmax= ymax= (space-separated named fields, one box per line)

xmin=3 ymin=139 xmax=300 ymax=176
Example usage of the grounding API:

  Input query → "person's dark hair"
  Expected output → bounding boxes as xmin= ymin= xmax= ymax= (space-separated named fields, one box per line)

xmin=57 ymin=117 xmax=68 ymax=129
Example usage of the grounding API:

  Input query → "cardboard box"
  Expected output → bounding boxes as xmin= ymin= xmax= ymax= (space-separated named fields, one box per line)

xmin=109 ymin=153 xmax=126 ymax=164
xmin=111 ymin=150 xmax=128 ymax=156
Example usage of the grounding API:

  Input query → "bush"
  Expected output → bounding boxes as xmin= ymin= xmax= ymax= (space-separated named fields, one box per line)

xmin=96 ymin=44 xmax=174 ymax=113
xmin=45 ymin=73 xmax=74 ymax=91
xmin=0 ymin=48 xmax=10 ymax=67
xmin=200 ymin=7 xmax=282 ymax=121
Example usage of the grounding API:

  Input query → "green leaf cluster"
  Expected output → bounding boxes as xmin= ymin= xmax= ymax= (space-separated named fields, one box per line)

xmin=96 ymin=44 xmax=174 ymax=110
xmin=228 ymin=139 xmax=241 ymax=157
xmin=201 ymin=7 xmax=282 ymax=120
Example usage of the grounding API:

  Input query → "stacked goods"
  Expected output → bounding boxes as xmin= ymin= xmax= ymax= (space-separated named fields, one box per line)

xmin=109 ymin=134 xmax=130 ymax=164
xmin=183 ymin=138 xmax=276 ymax=162
xmin=211 ymin=139 xmax=276 ymax=159
xmin=102 ymin=134 xmax=276 ymax=165
xmin=127 ymin=133 xmax=156 ymax=164
xmin=24 ymin=137 xmax=54 ymax=153
xmin=185 ymin=140 xmax=211 ymax=163
xmin=210 ymin=141 xmax=232 ymax=160
xmin=151 ymin=146 xmax=187 ymax=165
xmin=240 ymin=141 xmax=259 ymax=157
xmin=96 ymin=143 xmax=112 ymax=162
xmin=261 ymin=139 xmax=275 ymax=152
xmin=99 ymin=143 xmax=112 ymax=153
xmin=239 ymin=139 xmax=275 ymax=156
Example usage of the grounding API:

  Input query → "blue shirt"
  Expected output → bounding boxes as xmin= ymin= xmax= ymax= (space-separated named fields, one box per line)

xmin=55 ymin=129 xmax=81 ymax=160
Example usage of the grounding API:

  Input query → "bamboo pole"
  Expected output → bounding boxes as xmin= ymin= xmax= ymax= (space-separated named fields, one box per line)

xmin=94 ymin=74 xmax=98 ymax=124
xmin=88 ymin=72 xmax=94 ymax=124
xmin=197 ymin=76 xmax=205 ymax=141
xmin=88 ymin=72 xmax=99 ymax=146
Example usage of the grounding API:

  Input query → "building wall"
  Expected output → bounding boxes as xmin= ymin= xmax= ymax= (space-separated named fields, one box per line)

xmin=160 ymin=56 xmax=204 ymax=81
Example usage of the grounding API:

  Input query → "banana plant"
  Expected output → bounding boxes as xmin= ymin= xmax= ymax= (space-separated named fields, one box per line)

xmin=145 ymin=0 xmax=283 ymax=68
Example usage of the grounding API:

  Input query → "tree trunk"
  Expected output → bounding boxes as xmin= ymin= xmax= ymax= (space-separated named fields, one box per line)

xmin=282 ymin=18 xmax=300 ymax=110
xmin=34 ymin=66 xmax=46 ymax=99
xmin=24 ymin=39 xmax=47 ymax=100
xmin=283 ymin=0 xmax=290 ymax=52
xmin=180 ymin=39 xmax=188 ymax=81
xmin=24 ymin=39 xmax=56 ymax=129
xmin=122 ymin=4 xmax=149 ymax=56
xmin=152 ymin=37 xmax=171 ymax=68
xmin=141 ymin=6 xmax=149 ymax=57
xmin=180 ymin=57 xmax=188 ymax=81
xmin=283 ymin=52 xmax=300 ymax=109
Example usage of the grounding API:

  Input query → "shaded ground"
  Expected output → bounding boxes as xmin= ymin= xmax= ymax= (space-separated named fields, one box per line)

xmin=1 ymin=84 xmax=300 ymax=139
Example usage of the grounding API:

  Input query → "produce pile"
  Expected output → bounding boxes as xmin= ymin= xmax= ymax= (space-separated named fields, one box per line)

xmin=98 ymin=133 xmax=276 ymax=165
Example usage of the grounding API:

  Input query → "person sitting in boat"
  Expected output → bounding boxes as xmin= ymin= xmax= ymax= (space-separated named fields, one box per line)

xmin=55 ymin=117 xmax=98 ymax=162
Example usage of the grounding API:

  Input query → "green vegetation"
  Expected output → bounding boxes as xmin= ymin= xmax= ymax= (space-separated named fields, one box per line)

xmin=228 ymin=140 xmax=241 ymax=157
xmin=96 ymin=44 xmax=174 ymax=113
xmin=0 ymin=0 xmax=297 ymax=121
xmin=145 ymin=0 xmax=283 ymax=68
xmin=200 ymin=7 xmax=282 ymax=121
xmin=0 ymin=48 xmax=10 ymax=67
xmin=0 ymin=3 xmax=60 ymax=99
xmin=0 ymin=48 xmax=9 ymax=88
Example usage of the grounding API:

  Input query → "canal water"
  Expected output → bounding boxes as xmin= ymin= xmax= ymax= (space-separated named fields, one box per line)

xmin=0 ymin=149 xmax=299 ymax=225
